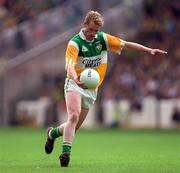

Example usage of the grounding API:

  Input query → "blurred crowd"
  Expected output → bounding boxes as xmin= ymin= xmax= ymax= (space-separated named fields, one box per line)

xmin=0 ymin=0 xmax=84 ymax=59
xmin=0 ymin=0 xmax=66 ymax=32
xmin=102 ymin=0 xmax=180 ymax=108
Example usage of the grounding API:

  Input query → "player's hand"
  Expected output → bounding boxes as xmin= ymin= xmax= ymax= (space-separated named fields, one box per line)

xmin=150 ymin=49 xmax=167 ymax=55
xmin=74 ymin=76 xmax=88 ymax=89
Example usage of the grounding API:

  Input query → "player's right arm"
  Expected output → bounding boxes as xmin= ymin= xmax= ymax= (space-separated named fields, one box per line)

xmin=65 ymin=41 xmax=83 ymax=85
xmin=65 ymin=41 xmax=79 ymax=81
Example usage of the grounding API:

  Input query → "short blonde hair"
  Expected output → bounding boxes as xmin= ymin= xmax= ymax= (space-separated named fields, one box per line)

xmin=84 ymin=11 xmax=104 ymax=27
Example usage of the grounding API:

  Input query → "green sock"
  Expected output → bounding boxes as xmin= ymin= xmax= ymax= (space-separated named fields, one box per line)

xmin=62 ymin=142 xmax=72 ymax=154
xmin=50 ymin=127 xmax=60 ymax=139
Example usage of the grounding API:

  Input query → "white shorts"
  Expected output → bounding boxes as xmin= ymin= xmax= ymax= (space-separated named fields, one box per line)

xmin=64 ymin=78 xmax=97 ymax=109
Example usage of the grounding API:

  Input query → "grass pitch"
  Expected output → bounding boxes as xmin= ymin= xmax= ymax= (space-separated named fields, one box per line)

xmin=0 ymin=127 xmax=179 ymax=173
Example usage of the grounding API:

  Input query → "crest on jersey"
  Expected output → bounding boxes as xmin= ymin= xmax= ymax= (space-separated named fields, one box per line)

xmin=82 ymin=46 xmax=88 ymax=52
xmin=96 ymin=44 xmax=102 ymax=51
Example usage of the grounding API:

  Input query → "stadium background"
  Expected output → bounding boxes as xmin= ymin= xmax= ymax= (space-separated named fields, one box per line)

xmin=0 ymin=0 xmax=179 ymax=128
xmin=0 ymin=0 xmax=180 ymax=172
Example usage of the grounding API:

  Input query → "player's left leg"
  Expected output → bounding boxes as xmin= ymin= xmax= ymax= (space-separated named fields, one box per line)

xmin=45 ymin=126 xmax=63 ymax=154
xmin=75 ymin=108 xmax=89 ymax=130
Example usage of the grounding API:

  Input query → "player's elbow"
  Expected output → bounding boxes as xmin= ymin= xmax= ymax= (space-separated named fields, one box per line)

xmin=123 ymin=41 xmax=131 ymax=49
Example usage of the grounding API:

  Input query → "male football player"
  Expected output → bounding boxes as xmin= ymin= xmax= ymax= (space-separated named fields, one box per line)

xmin=45 ymin=10 xmax=167 ymax=167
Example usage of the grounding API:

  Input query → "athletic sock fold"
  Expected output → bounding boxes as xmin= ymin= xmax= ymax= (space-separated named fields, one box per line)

xmin=62 ymin=142 xmax=72 ymax=154
xmin=49 ymin=127 xmax=60 ymax=139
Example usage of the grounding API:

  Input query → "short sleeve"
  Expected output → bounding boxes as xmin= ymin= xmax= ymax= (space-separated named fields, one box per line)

xmin=65 ymin=40 xmax=79 ymax=69
xmin=103 ymin=33 xmax=125 ymax=54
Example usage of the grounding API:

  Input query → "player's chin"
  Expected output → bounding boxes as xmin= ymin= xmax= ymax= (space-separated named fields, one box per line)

xmin=88 ymin=36 xmax=95 ymax=40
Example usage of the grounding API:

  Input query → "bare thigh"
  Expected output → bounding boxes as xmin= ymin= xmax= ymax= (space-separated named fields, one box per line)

xmin=65 ymin=91 xmax=89 ymax=130
xmin=65 ymin=91 xmax=81 ymax=122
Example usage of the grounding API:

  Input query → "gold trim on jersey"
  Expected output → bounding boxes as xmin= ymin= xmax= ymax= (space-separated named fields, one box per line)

xmin=65 ymin=44 xmax=78 ymax=69
xmin=103 ymin=33 xmax=125 ymax=54
xmin=65 ymin=31 xmax=125 ymax=89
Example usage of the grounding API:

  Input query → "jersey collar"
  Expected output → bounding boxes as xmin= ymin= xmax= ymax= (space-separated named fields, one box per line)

xmin=79 ymin=28 xmax=97 ymax=43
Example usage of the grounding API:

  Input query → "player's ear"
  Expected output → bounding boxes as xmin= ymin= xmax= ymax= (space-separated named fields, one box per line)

xmin=83 ymin=21 xmax=89 ymax=27
xmin=83 ymin=22 xmax=87 ymax=27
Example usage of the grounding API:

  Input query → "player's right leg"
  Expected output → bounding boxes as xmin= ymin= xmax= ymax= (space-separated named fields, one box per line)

xmin=55 ymin=108 xmax=89 ymax=135
xmin=44 ymin=97 xmax=87 ymax=155
xmin=59 ymin=91 xmax=81 ymax=167
xmin=45 ymin=108 xmax=89 ymax=155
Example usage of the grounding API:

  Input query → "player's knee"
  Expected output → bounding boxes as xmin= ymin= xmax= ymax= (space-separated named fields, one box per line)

xmin=68 ymin=113 xmax=79 ymax=124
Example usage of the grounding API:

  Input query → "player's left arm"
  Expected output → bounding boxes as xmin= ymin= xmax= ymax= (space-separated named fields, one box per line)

xmin=123 ymin=41 xmax=167 ymax=55
xmin=104 ymin=33 xmax=125 ymax=54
